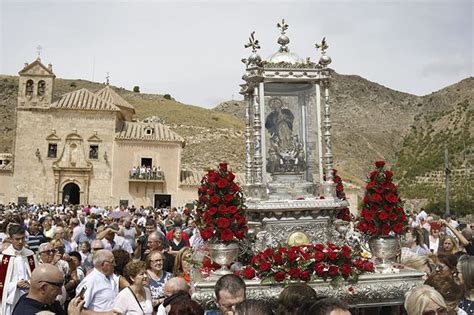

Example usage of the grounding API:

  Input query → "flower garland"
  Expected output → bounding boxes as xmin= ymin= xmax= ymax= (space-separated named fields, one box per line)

xmin=195 ymin=163 xmax=248 ymax=243
xmin=324 ymin=169 xmax=351 ymax=222
xmin=356 ymin=161 xmax=408 ymax=237
xmin=241 ymin=243 xmax=374 ymax=283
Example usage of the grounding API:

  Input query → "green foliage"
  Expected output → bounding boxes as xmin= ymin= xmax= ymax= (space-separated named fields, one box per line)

xmin=70 ymin=82 xmax=76 ymax=88
xmin=133 ymin=86 xmax=140 ymax=93
xmin=163 ymin=94 xmax=172 ymax=100
xmin=425 ymin=199 xmax=474 ymax=217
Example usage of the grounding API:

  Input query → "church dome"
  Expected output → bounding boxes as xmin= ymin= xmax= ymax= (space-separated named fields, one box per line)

xmin=267 ymin=50 xmax=304 ymax=64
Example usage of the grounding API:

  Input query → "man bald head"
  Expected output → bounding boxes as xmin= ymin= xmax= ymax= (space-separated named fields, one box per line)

xmin=164 ymin=277 xmax=189 ymax=297
xmin=28 ymin=264 xmax=64 ymax=305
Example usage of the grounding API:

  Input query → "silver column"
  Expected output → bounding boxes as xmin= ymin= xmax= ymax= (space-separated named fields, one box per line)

xmin=245 ymin=93 xmax=253 ymax=184
xmin=253 ymin=86 xmax=263 ymax=184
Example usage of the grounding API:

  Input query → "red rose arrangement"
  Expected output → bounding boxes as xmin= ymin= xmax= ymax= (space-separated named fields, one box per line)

xmin=195 ymin=163 xmax=248 ymax=243
xmin=241 ymin=243 xmax=374 ymax=283
xmin=356 ymin=161 xmax=408 ymax=236
xmin=324 ymin=169 xmax=351 ymax=222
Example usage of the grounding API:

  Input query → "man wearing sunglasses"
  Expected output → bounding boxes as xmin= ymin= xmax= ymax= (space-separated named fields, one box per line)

xmin=12 ymin=264 xmax=66 ymax=315
xmin=0 ymin=224 xmax=37 ymax=315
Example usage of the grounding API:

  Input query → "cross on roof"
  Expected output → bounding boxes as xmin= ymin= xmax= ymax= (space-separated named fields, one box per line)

xmin=36 ymin=45 xmax=42 ymax=58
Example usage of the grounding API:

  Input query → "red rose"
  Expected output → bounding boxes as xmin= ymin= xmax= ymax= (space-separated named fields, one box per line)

xmin=208 ymin=207 xmax=218 ymax=216
xmin=216 ymin=178 xmax=228 ymax=189
xmin=354 ymin=259 xmax=364 ymax=270
xmin=369 ymin=170 xmax=378 ymax=180
xmin=385 ymin=192 xmax=399 ymax=204
xmin=230 ymin=183 xmax=240 ymax=193
xmin=201 ymin=227 xmax=214 ymax=240
xmin=235 ymin=215 xmax=246 ymax=225
xmin=389 ymin=213 xmax=398 ymax=221
xmin=301 ymin=251 xmax=310 ymax=261
xmin=224 ymin=194 xmax=234 ymax=203
xmin=363 ymin=194 xmax=370 ymax=204
xmin=216 ymin=217 xmax=230 ymax=229
xmin=315 ymin=244 xmax=325 ymax=251
xmin=357 ymin=221 xmax=367 ymax=232
xmin=363 ymin=261 xmax=375 ymax=272
xmin=259 ymin=259 xmax=270 ymax=272
xmin=385 ymin=170 xmax=393 ymax=179
xmin=262 ymin=248 xmax=273 ymax=258
xmin=314 ymin=263 xmax=326 ymax=277
xmin=328 ymin=266 xmax=339 ymax=277
xmin=375 ymin=161 xmax=385 ymax=168
xmin=315 ymin=251 xmax=325 ymax=262
xmin=375 ymin=187 xmax=384 ymax=194
xmin=273 ymin=253 xmax=284 ymax=265
xmin=219 ymin=204 xmax=228 ymax=215
xmin=287 ymin=251 xmax=297 ymax=262
xmin=336 ymin=184 xmax=344 ymax=191
xmin=210 ymin=195 xmax=220 ymax=204
xmin=278 ymin=247 xmax=288 ymax=254
xmin=300 ymin=270 xmax=311 ymax=282
xmin=220 ymin=229 xmax=234 ymax=241
xmin=383 ymin=204 xmax=394 ymax=212
xmin=367 ymin=224 xmax=377 ymax=235
xmin=288 ymin=267 xmax=301 ymax=279
xmin=219 ymin=163 xmax=228 ymax=171
xmin=381 ymin=224 xmax=391 ymax=235
xmin=378 ymin=211 xmax=389 ymax=221
xmin=327 ymin=249 xmax=338 ymax=261
xmin=236 ymin=229 xmax=245 ymax=240
xmin=242 ymin=266 xmax=255 ymax=279
xmin=274 ymin=271 xmax=286 ymax=282
xmin=199 ymin=185 xmax=207 ymax=193
xmin=250 ymin=254 xmax=260 ymax=265
xmin=362 ymin=209 xmax=374 ymax=221
xmin=393 ymin=223 xmax=404 ymax=234
xmin=227 ymin=206 xmax=238 ymax=214
xmin=199 ymin=196 xmax=207 ymax=203
xmin=372 ymin=193 xmax=382 ymax=203
xmin=227 ymin=172 xmax=235 ymax=181
xmin=366 ymin=180 xmax=376 ymax=190
xmin=340 ymin=264 xmax=353 ymax=278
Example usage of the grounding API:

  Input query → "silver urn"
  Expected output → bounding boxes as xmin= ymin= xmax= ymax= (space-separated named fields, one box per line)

xmin=368 ymin=235 xmax=400 ymax=272
xmin=208 ymin=242 xmax=240 ymax=278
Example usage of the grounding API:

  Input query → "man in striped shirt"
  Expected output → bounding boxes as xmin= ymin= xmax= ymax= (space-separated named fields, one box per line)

xmin=26 ymin=219 xmax=46 ymax=253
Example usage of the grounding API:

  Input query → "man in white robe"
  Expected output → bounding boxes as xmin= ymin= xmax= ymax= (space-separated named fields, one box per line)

xmin=0 ymin=224 xmax=37 ymax=315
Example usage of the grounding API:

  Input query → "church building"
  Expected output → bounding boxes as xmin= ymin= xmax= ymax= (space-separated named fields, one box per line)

xmin=0 ymin=58 xmax=200 ymax=207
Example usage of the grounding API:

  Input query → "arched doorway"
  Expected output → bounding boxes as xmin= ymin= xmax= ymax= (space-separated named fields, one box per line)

xmin=63 ymin=183 xmax=80 ymax=205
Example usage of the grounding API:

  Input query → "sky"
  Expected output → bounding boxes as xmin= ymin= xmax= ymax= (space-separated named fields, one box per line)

xmin=0 ymin=0 xmax=472 ymax=108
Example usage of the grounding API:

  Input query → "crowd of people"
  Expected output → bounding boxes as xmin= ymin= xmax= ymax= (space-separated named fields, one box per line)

xmin=401 ymin=209 xmax=473 ymax=315
xmin=0 ymin=203 xmax=472 ymax=314
xmin=130 ymin=165 xmax=164 ymax=180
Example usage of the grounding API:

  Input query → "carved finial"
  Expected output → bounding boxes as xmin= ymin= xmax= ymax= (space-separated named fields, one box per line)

xmin=105 ymin=72 xmax=110 ymax=85
xmin=315 ymin=37 xmax=329 ymax=54
xmin=36 ymin=45 xmax=43 ymax=59
xmin=244 ymin=31 xmax=260 ymax=53
xmin=277 ymin=19 xmax=288 ymax=35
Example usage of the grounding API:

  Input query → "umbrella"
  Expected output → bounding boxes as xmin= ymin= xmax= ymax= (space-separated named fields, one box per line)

xmin=108 ymin=211 xmax=132 ymax=219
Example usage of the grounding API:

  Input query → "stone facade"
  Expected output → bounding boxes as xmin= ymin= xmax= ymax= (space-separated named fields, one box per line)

xmin=0 ymin=58 xmax=199 ymax=207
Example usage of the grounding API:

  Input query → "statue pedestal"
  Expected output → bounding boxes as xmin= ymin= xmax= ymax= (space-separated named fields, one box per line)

xmin=247 ymin=198 xmax=349 ymax=249
xmin=192 ymin=268 xmax=424 ymax=311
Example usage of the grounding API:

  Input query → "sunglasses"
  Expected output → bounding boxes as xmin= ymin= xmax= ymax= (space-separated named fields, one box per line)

xmin=40 ymin=249 xmax=56 ymax=255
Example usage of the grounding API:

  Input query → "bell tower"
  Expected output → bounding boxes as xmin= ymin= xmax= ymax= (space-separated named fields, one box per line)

xmin=18 ymin=57 xmax=55 ymax=109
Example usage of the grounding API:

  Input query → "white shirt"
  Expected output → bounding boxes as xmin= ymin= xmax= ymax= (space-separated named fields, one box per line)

xmin=101 ymin=235 xmax=133 ymax=254
xmin=76 ymin=268 xmax=119 ymax=312
xmin=114 ymin=287 xmax=153 ymax=315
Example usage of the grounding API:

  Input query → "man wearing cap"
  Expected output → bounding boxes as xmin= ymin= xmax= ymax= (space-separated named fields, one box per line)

xmin=0 ymin=224 xmax=38 ymax=315
xmin=98 ymin=224 xmax=133 ymax=254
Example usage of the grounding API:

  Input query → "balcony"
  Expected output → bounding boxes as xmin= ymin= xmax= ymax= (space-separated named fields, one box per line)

xmin=129 ymin=169 xmax=165 ymax=183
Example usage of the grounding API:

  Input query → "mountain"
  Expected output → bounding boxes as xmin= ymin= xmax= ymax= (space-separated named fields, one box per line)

xmin=1 ymin=73 xmax=472 ymax=213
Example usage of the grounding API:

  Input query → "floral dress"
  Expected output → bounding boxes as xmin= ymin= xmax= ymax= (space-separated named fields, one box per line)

xmin=147 ymin=270 xmax=172 ymax=299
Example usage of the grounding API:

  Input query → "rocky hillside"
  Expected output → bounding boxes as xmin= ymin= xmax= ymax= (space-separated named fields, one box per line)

xmin=1 ymin=73 xmax=472 ymax=211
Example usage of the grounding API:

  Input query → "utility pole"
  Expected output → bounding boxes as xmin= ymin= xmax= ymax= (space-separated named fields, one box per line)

xmin=445 ymin=148 xmax=451 ymax=215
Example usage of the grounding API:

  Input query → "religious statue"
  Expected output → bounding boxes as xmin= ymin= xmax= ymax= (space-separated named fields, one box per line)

xmin=265 ymin=98 xmax=306 ymax=174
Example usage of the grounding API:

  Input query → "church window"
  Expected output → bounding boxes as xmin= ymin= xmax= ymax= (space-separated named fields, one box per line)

xmin=38 ymin=80 xmax=46 ymax=96
xmin=145 ymin=127 xmax=154 ymax=135
xmin=89 ymin=145 xmax=99 ymax=160
xmin=47 ymin=143 xmax=58 ymax=158
xmin=26 ymin=80 xmax=34 ymax=96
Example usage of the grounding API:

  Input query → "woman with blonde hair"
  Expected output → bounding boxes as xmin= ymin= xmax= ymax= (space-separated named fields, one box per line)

xmin=439 ymin=235 xmax=459 ymax=256
xmin=405 ymin=284 xmax=447 ymax=315
xmin=404 ymin=255 xmax=435 ymax=279
xmin=173 ymin=247 xmax=191 ymax=283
